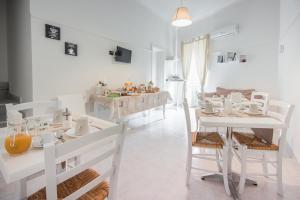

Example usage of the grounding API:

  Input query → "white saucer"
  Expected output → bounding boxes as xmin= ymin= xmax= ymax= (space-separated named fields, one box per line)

xmin=65 ymin=126 xmax=99 ymax=138
xmin=202 ymin=110 xmax=218 ymax=114
xmin=244 ymin=110 xmax=263 ymax=116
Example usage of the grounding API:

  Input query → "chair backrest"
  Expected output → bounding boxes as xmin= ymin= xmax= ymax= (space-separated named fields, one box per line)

xmin=57 ymin=94 xmax=86 ymax=116
xmin=267 ymin=100 xmax=294 ymax=145
xmin=183 ymin=98 xmax=195 ymax=152
xmin=251 ymin=92 xmax=270 ymax=115
xmin=268 ymin=100 xmax=294 ymax=126
xmin=230 ymin=92 xmax=242 ymax=103
xmin=5 ymin=100 xmax=61 ymax=118
xmin=44 ymin=124 xmax=125 ymax=200
xmin=183 ymin=98 xmax=192 ymax=134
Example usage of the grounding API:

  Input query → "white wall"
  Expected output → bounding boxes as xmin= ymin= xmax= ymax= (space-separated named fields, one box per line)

xmin=0 ymin=0 xmax=8 ymax=82
xmin=278 ymin=0 xmax=300 ymax=161
xmin=29 ymin=0 xmax=169 ymax=101
xmin=179 ymin=0 xmax=280 ymax=97
xmin=7 ymin=0 xmax=33 ymax=102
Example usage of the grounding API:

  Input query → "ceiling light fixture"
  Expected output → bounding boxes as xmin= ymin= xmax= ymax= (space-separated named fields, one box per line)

xmin=172 ymin=0 xmax=192 ymax=27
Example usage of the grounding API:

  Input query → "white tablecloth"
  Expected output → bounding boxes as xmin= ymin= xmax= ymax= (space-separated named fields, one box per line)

xmin=93 ymin=91 xmax=171 ymax=121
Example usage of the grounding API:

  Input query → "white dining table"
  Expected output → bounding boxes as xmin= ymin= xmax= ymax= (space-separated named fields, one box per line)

xmin=196 ymin=108 xmax=286 ymax=199
xmin=0 ymin=116 xmax=117 ymax=200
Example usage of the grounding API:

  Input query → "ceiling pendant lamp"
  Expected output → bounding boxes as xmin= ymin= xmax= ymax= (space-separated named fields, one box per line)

xmin=172 ymin=1 xmax=192 ymax=27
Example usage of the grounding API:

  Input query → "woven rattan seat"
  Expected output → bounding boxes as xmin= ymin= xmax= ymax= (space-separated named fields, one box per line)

xmin=233 ymin=132 xmax=279 ymax=151
xmin=28 ymin=169 xmax=109 ymax=200
xmin=192 ymin=132 xmax=224 ymax=149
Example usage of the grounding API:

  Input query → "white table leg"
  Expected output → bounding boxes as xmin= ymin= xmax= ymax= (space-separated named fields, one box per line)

xmin=162 ymin=104 xmax=166 ymax=119
xmin=15 ymin=178 xmax=27 ymax=200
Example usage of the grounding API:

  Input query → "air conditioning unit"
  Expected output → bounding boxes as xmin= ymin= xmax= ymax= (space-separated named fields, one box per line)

xmin=210 ymin=24 xmax=239 ymax=39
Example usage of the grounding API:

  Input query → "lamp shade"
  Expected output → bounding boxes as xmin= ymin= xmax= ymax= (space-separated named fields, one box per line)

xmin=172 ymin=7 xmax=192 ymax=27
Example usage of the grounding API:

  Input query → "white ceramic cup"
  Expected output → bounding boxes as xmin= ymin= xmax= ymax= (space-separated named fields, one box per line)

xmin=75 ymin=116 xmax=89 ymax=136
xmin=224 ymin=100 xmax=233 ymax=113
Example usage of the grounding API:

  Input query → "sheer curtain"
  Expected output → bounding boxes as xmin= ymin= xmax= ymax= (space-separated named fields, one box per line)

xmin=182 ymin=35 xmax=209 ymax=106
xmin=181 ymin=42 xmax=193 ymax=98
xmin=193 ymin=35 xmax=209 ymax=100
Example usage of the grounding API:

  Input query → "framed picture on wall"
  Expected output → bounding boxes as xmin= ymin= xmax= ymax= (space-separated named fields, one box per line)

xmin=45 ymin=24 xmax=60 ymax=40
xmin=227 ymin=52 xmax=237 ymax=61
xmin=65 ymin=42 xmax=78 ymax=56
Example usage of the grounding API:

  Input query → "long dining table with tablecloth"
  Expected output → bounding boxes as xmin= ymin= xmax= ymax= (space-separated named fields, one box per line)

xmin=92 ymin=91 xmax=171 ymax=122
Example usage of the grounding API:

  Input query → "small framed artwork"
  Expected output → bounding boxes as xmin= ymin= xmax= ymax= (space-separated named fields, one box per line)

xmin=65 ymin=42 xmax=78 ymax=56
xmin=227 ymin=52 xmax=237 ymax=62
xmin=239 ymin=55 xmax=247 ymax=63
xmin=217 ymin=55 xmax=225 ymax=63
xmin=45 ymin=24 xmax=60 ymax=40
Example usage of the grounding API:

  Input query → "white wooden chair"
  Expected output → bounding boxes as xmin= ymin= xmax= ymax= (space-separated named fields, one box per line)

xmin=183 ymin=98 xmax=230 ymax=195
xmin=251 ymin=92 xmax=270 ymax=115
xmin=5 ymin=100 xmax=61 ymax=118
xmin=232 ymin=100 xmax=294 ymax=195
xmin=230 ymin=92 xmax=243 ymax=103
xmin=57 ymin=94 xmax=86 ymax=116
xmin=28 ymin=124 xmax=125 ymax=200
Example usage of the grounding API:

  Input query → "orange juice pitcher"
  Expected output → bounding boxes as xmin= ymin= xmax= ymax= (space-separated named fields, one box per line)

xmin=5 ymin=119 xmax=32 ymax=155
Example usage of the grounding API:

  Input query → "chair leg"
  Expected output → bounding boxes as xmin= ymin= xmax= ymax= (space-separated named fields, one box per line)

xmin=277 ymin=151 xmax=284 ymax=196
xmin=186 ymin=149 xmax=192 ymax=186
xmin=222 ymin=146 xmax=230 ymax=195
xmin=216 ymin=150 xmax=222 ymax=172
xmin=262 ymin=153 xmax=269 ymax=178
xmin=239 ymin=145 xmax=247 ymax=194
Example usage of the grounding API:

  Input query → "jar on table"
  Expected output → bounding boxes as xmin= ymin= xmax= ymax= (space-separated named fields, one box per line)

xmin=4 ymin=113 xmax=32 ymax=155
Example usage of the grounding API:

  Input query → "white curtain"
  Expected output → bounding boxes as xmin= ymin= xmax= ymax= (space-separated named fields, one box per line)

xmin=181 ymin=42 xmax=193 ymax=98
xmin=193 ymin=35 xmax=209 ymax=100
xmin=182 ymin=35 xmax=209 ymax=105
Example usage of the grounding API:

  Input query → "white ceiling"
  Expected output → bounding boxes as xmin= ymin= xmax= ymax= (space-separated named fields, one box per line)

xmin=135 ymin=0 xmax=243 ymax=23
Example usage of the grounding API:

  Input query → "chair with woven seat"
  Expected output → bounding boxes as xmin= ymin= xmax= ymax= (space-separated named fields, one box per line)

xmin=233 ymin=100 xmax=294 ymax=195
xmin=183 ymin=98 xmax=230 ymax=195
xmin=28 ymin=169 xmax=109 ymax=200
xmin=28 ymin=124 xmax=125 ymax=200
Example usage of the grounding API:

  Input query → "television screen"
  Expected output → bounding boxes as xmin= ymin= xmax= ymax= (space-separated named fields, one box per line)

xmin=115 ymin=46 xmax=132 ymax=63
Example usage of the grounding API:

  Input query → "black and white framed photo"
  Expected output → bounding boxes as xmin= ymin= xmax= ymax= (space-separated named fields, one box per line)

xmin=217 ymin=55 xmax=225 ymax=63
xmin=65 ymin=42 xmax=78 ymax=56
xmin=45 ymin=24 xmax=60 ymax=40
xmin=227 ymin=52 xmax=237 ymax=62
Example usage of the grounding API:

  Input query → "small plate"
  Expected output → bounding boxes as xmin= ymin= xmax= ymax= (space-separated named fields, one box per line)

xmin=202 ymin=110 xmax=218 ymax=114
xmin=244 ymin=110 xmax=263 ymax=116
xmin=65 ymin=126 xmax=100 ymax=138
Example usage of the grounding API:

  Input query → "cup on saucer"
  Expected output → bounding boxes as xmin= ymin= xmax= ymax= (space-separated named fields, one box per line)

xmin=74 ymin=116 xmax=89 ymax=136
xmin=224 ymin=100 xmax=233 ymax=113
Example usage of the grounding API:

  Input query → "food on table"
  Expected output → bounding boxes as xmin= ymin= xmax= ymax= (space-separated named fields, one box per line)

xmin=107 ymin=92 xmax=121 ymax=98
xmin=5 ymin=133 xmax=32 ymax=155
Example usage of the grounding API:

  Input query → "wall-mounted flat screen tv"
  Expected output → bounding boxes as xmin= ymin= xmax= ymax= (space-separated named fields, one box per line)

xmin=115 ymin=46 xmax=132 ymax=63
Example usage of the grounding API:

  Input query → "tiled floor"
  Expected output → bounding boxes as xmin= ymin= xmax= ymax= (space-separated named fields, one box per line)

xmin=114 ymin=108 xmax=300 ymax=200
xmin=9 ymin=107 xmax=300 ymax=199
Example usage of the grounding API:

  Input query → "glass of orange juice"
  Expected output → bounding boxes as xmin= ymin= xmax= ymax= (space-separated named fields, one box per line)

xmin=5 ymin=120 xmax=32 ymax=155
